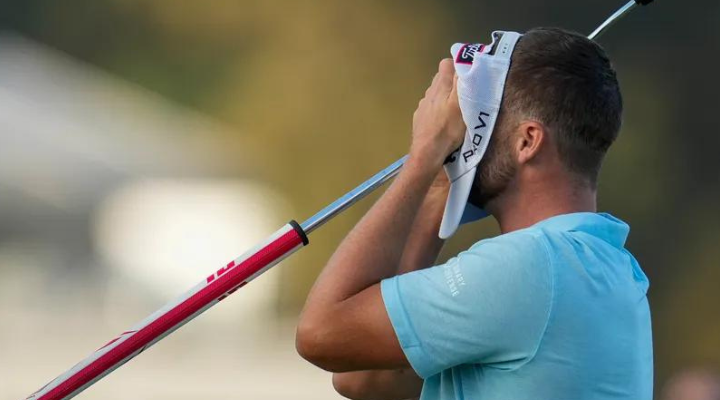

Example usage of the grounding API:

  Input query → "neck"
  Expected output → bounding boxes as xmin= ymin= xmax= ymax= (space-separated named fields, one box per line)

xmin=488 ymin=174 xmax=597 ymax=234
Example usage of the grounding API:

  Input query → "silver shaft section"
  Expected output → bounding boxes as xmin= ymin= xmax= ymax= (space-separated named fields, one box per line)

xmin=588 ymin=0 xmax=638 ymax=40
xmin=301 ymin=0 xmax=645 ymax=235
xmin=301 ymin=156 xmax=408 ymax=234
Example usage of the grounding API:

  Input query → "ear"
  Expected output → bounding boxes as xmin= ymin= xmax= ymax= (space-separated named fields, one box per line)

xmin=514 ymin=121 xmax=546 ymax=165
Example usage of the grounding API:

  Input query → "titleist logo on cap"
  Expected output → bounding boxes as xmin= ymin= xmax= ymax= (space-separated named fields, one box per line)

xmin=455 ymin=43 xmax=485 ymax=65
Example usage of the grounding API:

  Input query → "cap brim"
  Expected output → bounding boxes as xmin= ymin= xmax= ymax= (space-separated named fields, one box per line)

xmin=439 ymin=168 xmax=476 ymax=239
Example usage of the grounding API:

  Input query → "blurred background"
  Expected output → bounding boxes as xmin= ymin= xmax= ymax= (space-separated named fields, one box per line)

xmin=0 ymin=0 xmax=718 ymax=399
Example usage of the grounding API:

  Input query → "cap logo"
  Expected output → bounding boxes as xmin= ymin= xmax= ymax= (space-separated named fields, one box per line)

xmin=461 ymin=111 xmax=491 ymax=162
xmin=474 ymin=111 xmax=490 ymax=130
xmin=445 ymin=110 xmax=491 ymax=164
xmin=455 ymin=43 xmax=484 ymax=65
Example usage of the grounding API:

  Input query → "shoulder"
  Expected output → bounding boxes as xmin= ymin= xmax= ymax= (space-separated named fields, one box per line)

xmin=462 ymin=226 xmax=552 ymax=272
xmin=453 ymin=227 xmax=554 ymax=305
xmin=448 ymin=228 xmax=555 ymax=367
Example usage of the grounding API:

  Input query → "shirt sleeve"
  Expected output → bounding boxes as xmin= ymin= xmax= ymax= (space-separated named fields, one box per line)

xmin=381 ymin=231 xmax=553 ymax=378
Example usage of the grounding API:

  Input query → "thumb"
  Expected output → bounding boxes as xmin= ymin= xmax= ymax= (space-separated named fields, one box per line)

xmin=447 ymin=74 xmax=460 ymax=110
xmin=448 ymin=73 xmax=459 ymax=105
xmin=448 ymin=73 xmax=465 ymax=144
xmin=437 ymin=59 xmax=455 ymax=96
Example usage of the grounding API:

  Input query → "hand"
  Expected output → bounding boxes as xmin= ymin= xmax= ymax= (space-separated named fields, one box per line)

xmin=410 ymin=59 xmax=466 ymax=168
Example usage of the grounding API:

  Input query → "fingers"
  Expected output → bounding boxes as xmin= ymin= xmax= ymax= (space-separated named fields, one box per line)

xmin=436 ymin=59 xmax=455 ymax=96
xmin=428 ymin=72 xmax=439 ymax=89
xmin=411 ymin=58 xmax=465 ymax=162
xmin=426 ymin=72 xmax=440 ymax=98
xmin=426 ymin=59 xmax=455 ymax=98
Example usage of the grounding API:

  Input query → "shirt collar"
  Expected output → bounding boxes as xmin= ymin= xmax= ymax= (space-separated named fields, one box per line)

xmin=533 ymin=212 xmax=630 ymax=248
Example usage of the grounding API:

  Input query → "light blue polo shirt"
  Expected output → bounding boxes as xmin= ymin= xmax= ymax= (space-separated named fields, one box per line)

xmin=381 ymin=213 xmax=653 ymax=400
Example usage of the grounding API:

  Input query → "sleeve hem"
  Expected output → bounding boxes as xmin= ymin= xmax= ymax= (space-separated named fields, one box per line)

xmin=381 ymin=277 xmax=438 ymax=379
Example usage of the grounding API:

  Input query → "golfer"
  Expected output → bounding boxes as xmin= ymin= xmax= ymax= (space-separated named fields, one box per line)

xmin=296 ymin=27 xmax=653 ymax=400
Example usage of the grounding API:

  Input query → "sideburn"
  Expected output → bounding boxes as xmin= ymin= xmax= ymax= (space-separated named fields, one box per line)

xmin=468 ymin=132 xmax=518 ymax=208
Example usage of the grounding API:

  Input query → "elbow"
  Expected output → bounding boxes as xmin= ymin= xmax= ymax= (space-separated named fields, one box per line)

xmin=333 ymin=373 xmax=369 ymax=400
xmin=296 ymin=317 xmax=336 ymax=371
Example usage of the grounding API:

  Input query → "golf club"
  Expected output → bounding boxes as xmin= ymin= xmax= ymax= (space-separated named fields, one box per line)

xmin=25 ymin=1 xmax=655 ymax=399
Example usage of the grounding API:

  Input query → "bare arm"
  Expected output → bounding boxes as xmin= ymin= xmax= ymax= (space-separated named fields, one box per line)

xmin=332 ymin=368 xmax=423 ymax=400
xmin=296 ymin=59 xmax=464 ymax=374
xmin=397 ymin=178 xmax=448 ymax=274
xmin=330 ymin=180 xmax=448 ymax=399
xmin=296 ymin=154 xmax=441 ymax=371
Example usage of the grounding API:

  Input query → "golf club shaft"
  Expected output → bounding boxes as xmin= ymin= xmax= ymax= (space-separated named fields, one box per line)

xmin=25 ymin=1 xmax=650 ymax=399
xmin=301 ymin=156 xmax=408 ymax=233
xmin=589 ymin=0 xmax=637 ymax=40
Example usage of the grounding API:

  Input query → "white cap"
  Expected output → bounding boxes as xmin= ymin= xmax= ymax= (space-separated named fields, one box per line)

xmin=439 ymin=31 xmax=522 ymax=239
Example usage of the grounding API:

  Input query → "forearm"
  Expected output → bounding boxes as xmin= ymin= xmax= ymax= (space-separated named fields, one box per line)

xmin=398 ymin=186 xmax=447 ymax=274
xmin=296 ymin=154 xmax=440 ymax=372
xmin=302 ymin=154 xmax=440 ymax=308
xmin=322 ymin=172 xmax=445 ymax=398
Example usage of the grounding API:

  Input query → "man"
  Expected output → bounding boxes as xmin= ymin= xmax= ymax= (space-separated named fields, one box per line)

xmin=296 ymin=27 xmax=653 ymax=400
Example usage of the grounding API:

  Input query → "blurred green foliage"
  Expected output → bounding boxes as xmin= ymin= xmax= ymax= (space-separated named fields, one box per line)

xmin=2 ymin=0 xmax=719 ymax=388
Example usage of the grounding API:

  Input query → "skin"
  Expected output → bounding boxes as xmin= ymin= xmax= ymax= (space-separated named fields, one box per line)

xmin=296 ymin=58 xmax=597 ymax=400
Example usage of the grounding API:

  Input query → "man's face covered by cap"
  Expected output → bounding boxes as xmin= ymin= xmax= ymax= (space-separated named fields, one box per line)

xmin=456 ymin=33 xmax=522 ymax=211
xmin=439 ymin=31 xmax=523 ymax=239
xmin=470 ymin=118 xmax=519 ymax=208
